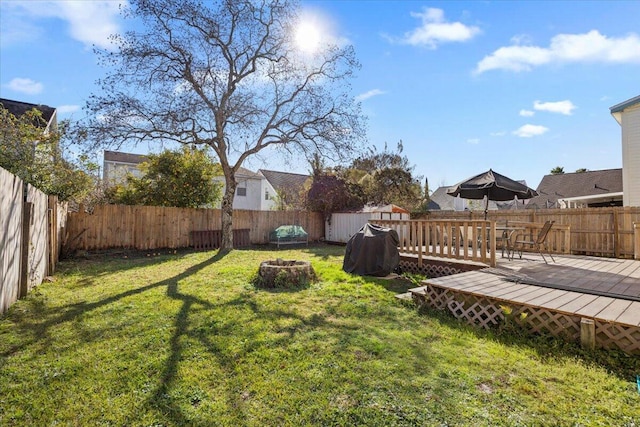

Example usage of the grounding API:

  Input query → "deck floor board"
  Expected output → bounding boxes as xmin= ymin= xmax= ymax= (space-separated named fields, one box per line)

xmin=408 ymin=252 xmax=640 ymax=328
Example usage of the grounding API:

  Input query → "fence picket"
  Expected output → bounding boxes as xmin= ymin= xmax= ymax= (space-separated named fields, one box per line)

xmin=64 ymin=205 xmax=324 ymax=251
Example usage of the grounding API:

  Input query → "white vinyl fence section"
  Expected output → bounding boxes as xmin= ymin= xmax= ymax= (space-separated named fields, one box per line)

xmin=325 ymin=211 xmax=410 ymax=243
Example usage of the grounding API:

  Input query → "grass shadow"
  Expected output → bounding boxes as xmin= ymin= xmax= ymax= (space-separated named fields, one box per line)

xmin=1 ymin=250 xmax=229 ymax=359
xmin=414 ymin=301 xmax=640 ymax=382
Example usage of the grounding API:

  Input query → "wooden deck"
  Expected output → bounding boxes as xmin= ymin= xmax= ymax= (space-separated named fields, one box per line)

xmin=406 ymin=252 xmax=640 ymax=354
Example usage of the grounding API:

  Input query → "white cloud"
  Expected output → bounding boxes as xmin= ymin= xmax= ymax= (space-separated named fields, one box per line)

xmin=510 ymin=34 xmax=533 ymax=45
xmin=467 ymin=138 xmax=480 ymax=144
xmin=519 ymin=109 xmax=535 ymax=117
xmin=533 ymin=100 xmax=576 ymax=115
xmin=476 ymin=45 xmax=552 ymax=73
xmin=0 ymin=4 xmax=41 ymax=47
xmin=1 ymin=1 xmax=125 ymax=50
xmin=513 ymin=124 xmax=549 ymax=138
xmin=490 ymin=131 xmax=507 ymax=137
xmin=400 ymin=8 xmax=481 ymax=48
xmin=57 ymin=105 xmax=80 ymax=114
xmin=475 ymin=30 xmax=640 ymax=73
xmin=355 ymin=89 xmax=386 ymax=102
xmin=7 ymin=78 xmax=43 ymax=95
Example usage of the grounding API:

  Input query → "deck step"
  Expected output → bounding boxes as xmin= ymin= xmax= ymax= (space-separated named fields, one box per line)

xmin=395 ymin=292 xmax=413 ymax=301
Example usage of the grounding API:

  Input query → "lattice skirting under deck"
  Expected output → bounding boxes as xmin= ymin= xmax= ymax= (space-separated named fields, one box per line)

xmin=399 ymin=260 xmax=465 ymax=278
xmin=595 ymin=321 xmax=640 ymax=354
xmin=414 ymin=284 xmax=640 ymax=355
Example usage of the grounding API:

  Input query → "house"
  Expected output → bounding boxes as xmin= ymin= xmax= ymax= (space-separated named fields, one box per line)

xmin=0 ymin=98 xmax=57 ymax=134
xmin=103 ymin=150 xmax=148 ymax=186
xmin=103 ymin=149 xmax=310 ymax=210
xmin=1 ymin=98 xmax=59 ymax=171
xmin=610 ymin=94 xmax=640 ymax=207
xmin=259 ymin=169 xmax=311 ymax=210
xmin=427 ymin=186 xmax=500 ymax=211
xmin=526 ymin=169 xmax=623 ymax=209
xmin=213 ymin=167 xmax=278 ymax=211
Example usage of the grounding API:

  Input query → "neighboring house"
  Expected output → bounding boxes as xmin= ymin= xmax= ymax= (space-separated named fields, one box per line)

xmin=427 ymin=186 xmax=500 ymax=211
xmin=0 ymin=98 xmax=57 ymax=134
xmin=103 ymin=149 xmax=307 ymax=211
xmin=1 ymin=98 xmax=59 ymax=172
xmin=611 ymin=94 xmax=640 ymax=207
xmin=103 ymin=150 xmax=148 ymax=186
xmin=214 ymin=167 xmax=277 ymax=211
xmin=526 ymin=169 xmax=623 ymax=209
xmin=259 ymin=169 xmax=310 ymax=210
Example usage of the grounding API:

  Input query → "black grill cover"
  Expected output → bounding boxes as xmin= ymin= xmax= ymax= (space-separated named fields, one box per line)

xmin=343 ymin=223 xmax=400 ymax=277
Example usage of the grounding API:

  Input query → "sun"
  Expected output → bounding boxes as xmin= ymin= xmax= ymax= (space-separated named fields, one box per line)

xmin=294 ymin=20 xmax=322 ymax=53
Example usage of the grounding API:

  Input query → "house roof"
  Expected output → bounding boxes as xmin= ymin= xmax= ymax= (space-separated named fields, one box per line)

xmin=610 ymin=94 xmax=640 ymax=124
xmin=526 ymin=168 xmax=622 ymax=209
xmin=236 ymin=167 xmax=264 ymax=179
xmin=0 ymin=97 xmax=57 ymax=129
xmin=427 ymin=186 xmax=499 ymax=211
xmin=104 ymin=150 xmax=149 ymax=164
xmin=259 ymin=169 xmax=310 ymax=194
xmin=610 ymin=94 xmax=640 ymax=114
xmin=427 ymin=186 xmax=455 ymax=210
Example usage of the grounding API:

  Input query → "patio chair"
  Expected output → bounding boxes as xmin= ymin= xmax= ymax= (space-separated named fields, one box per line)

xmin=510 ymin=220 xmax=556 ymax=263
xmin=495 ymin=220 xmax=510 ymax=258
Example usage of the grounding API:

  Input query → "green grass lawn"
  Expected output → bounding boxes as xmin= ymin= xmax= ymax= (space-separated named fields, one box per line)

xmin=1 ymin=244 xmax=639 ymax=426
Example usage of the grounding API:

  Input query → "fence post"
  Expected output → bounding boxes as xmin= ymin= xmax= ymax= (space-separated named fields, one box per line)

xmin=580 ymin=318 xmax=596 ymax=350
xmin=417 ymin=220 xmax=423 ymax=267
xmin=20 ymin=202 xmax=33 ymax=298
xmin=490 ymin=221 xmax=496 ymax=267
xmin=564 ymin=225 xmax=571 ymax=254
xmin=47 ymin=195 xmax=57 ymax=276
xmin=613 ymin=209 xmax=620 ymax=258
xmin=634 ymin=222 xmax=640 ymax=260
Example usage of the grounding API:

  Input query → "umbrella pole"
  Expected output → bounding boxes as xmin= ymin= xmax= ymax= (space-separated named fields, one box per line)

xmin=484 ymin=196 xmax=489 ymax=220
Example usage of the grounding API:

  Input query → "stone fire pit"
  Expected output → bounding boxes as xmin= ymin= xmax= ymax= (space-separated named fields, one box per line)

xmin=257 ymin=258 xmax=316 ymax=289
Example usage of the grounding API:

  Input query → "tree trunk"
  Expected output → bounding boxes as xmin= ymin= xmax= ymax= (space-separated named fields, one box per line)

xmin=220 ymin=173 xmax=237 ymax=252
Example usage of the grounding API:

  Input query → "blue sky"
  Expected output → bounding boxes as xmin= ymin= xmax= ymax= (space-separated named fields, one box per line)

xmin=1 ymin=1 xmax=639 ymax=190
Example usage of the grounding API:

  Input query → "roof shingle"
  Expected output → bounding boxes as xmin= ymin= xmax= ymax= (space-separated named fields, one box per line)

xmin=526 ymin=168 xmax=622 ymax=209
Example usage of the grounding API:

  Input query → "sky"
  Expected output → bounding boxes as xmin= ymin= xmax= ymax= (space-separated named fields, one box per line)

xmin=1 ymin=1 xmax=639 ymax=191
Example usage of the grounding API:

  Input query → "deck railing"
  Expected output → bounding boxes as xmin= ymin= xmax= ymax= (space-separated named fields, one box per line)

xmin=370 ymin=219 xmax=572 ymax=268
xmin=370 ymin=219 xmax=498 ymax=267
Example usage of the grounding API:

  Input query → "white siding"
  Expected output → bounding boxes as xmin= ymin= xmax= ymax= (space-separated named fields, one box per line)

xmin=260 ymin=179 xmax=278 ymax=210
xmin=214 ymin=175 xmax=277 ymax=211
xmin=103 ymin=161 xmax=143 ymax=185
xmin=453 ymin=195 xmax=467 ymax=211
xmin=621 ymin=103 xmax=640 ymax=207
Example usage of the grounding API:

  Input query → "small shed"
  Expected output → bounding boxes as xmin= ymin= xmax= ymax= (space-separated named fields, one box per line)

xmin=325 ymin=204 xmax=410 ymax=244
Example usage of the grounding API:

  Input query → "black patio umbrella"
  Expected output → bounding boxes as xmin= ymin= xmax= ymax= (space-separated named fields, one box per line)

xmin=447 ymin=169 xmax=538 ymax=219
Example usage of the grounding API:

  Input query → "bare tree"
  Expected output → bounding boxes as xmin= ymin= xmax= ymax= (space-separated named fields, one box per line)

xmin=80 ymin=0 xmax=365 ymax=250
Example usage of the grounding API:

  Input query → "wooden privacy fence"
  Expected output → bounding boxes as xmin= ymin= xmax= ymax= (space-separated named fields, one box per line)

xmin=191 ymin=229 xmax=251 ymax=250
xmin=416 ymin=207 xmax=640 ymax=259
xmin=1 ymin=167 xmax=65 ymax=314
xmin=65 ymin=204 xmax=324 ymax=251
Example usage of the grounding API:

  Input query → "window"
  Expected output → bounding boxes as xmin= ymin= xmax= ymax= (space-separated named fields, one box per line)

xmin=265 ymin=190 xmax=270 ymax=200
xmin=236 ymin=187 xmax=247 ymax=197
